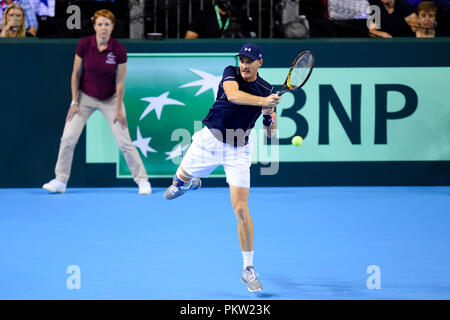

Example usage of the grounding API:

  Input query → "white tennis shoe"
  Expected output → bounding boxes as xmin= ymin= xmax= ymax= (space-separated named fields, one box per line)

xmin=138 ymin=180 xmax=152 ymax=194
xmin=241 ymin=266 xmax=263 ymax=292
xmin=42 ymin=179 xmax=67 ymax=193
xmin=164 ymin=177 xmax=201 ymax=200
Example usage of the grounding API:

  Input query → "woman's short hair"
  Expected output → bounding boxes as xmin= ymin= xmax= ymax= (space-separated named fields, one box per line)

xmin=92 ymin=9 xmax=115 ymax=24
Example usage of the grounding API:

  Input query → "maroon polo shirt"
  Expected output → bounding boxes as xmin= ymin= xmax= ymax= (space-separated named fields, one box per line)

xmin=76 ymin=35 xmax=127 ymax=100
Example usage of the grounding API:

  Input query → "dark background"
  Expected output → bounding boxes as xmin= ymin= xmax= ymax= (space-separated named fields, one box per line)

xmin=1 ymin=37 xmax=449 ymax=188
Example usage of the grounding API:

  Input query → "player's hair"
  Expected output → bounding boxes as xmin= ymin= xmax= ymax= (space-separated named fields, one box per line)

xmin=417 ymin=1 xmax=438 ymax=14
xmin=2 ymin=3 xmax=26 ymax=37
xmin=92 ymin=9 xmax=115 ymax=25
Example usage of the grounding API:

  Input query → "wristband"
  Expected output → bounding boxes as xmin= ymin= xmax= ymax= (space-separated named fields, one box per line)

xmin=71 ymin=101 xmax=78 ymax=106
xmin=263 ymin=114 xmax=274 ymax=127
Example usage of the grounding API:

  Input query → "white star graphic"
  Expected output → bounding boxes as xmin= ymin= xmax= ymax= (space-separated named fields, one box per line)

xmin=179 ymin=69 xmax=222 ymax=98
xmin=139 ymin=91 xmax=184 ymax=121
xmin=164 ymin=144 xmax=189 ymax=160
xmin=133 ymin=126 xmax=157 ymax=157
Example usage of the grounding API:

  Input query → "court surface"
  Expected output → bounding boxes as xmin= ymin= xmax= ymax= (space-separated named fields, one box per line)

xmin=0 ymin=186 xmax=449 ymax=300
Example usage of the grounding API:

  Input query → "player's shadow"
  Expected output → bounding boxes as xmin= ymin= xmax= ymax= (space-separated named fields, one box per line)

xmin=266 ymin=274 xmax=367 ymax=299
xmin=254 ymin=292 xmax=277 ymax=298
xmin=219 ymin=291 xmax=278 ymax=299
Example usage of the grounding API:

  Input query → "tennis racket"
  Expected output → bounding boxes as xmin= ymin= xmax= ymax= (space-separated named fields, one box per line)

xmin=277 ymin=50 xmax=314 ymax=96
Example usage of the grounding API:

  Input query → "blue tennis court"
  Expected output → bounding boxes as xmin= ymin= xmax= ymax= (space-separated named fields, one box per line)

xmin=1 ymin=186 xmax=449 ymax=300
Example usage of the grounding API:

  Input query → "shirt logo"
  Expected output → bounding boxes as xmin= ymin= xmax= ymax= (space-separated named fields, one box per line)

xmin=106 ymin=52 xmax=117 ymax=64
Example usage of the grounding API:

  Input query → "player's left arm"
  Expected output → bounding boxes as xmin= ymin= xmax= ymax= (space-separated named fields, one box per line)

xmin=262 ymin=107 xmax=277 ymax=138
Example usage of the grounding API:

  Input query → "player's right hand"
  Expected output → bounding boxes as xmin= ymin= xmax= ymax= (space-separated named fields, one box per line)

xmin=66 ymin=105 xmax=80 ymax=122
xmin=264 ymin=94 xmax=281 ymax=108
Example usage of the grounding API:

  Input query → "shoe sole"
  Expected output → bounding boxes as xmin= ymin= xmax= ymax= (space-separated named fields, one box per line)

xmin=240 ymin=278 xmax=263 ymax=292
xmin=163 ymin=190 xmax=185 ymax=200
xmin=42 ymin=185 xmax=65 ymax=193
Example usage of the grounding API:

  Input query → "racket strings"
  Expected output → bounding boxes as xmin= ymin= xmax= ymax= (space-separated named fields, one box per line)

xmin=289 ymin=54 xmax=314 ymax=89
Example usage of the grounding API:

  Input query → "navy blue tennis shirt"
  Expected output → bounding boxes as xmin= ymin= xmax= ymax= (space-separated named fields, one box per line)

xmin=202 ymin=65 xmax=274 ymax=146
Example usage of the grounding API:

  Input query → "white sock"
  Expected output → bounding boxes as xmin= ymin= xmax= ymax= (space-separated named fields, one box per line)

xmin=242 ymin=251 xmax=254 ymax=269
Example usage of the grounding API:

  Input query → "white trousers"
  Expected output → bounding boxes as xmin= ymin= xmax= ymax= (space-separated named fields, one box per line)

xmin=54 ymin=92 xmax=148 ymax=185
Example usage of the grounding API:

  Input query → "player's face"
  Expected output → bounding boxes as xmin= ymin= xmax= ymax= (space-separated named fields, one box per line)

xmin=94 ymin=16 xmax=114 ymax=39
xmin=418 ymin=11 xmax=436 ymax=29
xmin=239 ymin=56 xmax=263 ymax=81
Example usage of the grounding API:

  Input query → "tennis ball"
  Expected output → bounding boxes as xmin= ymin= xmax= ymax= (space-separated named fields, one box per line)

xmin=292 ymin=135 xmax=303 ymax=146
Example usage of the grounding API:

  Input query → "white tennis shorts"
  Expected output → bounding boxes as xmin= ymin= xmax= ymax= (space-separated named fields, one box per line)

xmin=180 ymin=127 xmax=252 ymax=188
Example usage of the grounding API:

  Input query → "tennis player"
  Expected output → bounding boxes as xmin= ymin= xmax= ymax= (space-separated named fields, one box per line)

xmin=42 ymin=9 xmax=151 ymax=194
xmin=164 ymin=43 xmax=281 ymax=292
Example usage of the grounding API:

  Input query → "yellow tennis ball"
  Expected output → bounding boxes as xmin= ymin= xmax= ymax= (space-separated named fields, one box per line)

xmin=292 ymin=135 xmax=303 ymax=146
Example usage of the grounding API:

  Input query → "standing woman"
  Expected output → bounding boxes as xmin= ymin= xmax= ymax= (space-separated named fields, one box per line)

xmin=43 ymin=9 xmax=151 ymax=194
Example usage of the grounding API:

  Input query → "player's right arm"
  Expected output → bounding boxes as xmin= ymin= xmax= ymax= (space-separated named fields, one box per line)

xmin=223 ymin=80 xmax=280 ymax=107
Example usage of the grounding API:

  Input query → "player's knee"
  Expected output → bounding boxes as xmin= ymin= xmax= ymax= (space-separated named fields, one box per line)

xmin=234 ymin=203 xmax=249 ymax=223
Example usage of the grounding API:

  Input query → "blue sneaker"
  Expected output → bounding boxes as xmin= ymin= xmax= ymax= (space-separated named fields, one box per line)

xmin=164 ymin=177 xmax=201 ymax=200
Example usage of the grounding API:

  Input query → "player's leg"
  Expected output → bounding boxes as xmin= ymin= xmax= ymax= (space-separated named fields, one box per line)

xmin=229 ymin=184 xmax=262 ymax=292
xmin=224 ymin=142 xmax=262 ymax=292
xmin=229 ymin=185 xmax=254 ymax=253
xmin=164 ymin=165 xmax=202 ymax=199
xmin=172 ymin=165 xmax=200 ymax=189
xmin=43 ymin=93 xmax=95 ymax=193
xmin=173 ymin=166 xmax=193 ymax=186
xmin=163 ymin=139 xmax=210 ymax=200
xmin=100 ymin=98 xmax=151 ymax=194
xmin=164 ymin=127 xmax=219 ymax=200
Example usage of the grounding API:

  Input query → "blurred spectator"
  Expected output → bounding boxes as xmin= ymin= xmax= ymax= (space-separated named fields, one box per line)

xmin=185 ymin=0 xmax=232 ymax=38
xmin=433 ymin=0 xmax=450 ymax=35
xmin=415 ymin=1 xmax=440 ymax=37
xmin=275 ymin=0 xmax=310 ymax=38
xmin=29 ymin=0 xmax=54 ymax=17
xmin=0 ymin=3 xmax=33 ymax=37
xmin=405 ymin=1 xmax=450 ymax=35
xmin=327 ymin=0 xmax=370 ymax=20
xmin=304 ymin=0 xmax=371 ymax=37
xmin=408 ymin=0 xmax=422 ymax=7
xmin=0 ymin=0 xmax=38 ymax=36
xmin=185 ymin=0 xmax=255 ymax=39
xmin=368 ymin=0 xmax=418 ymax=37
